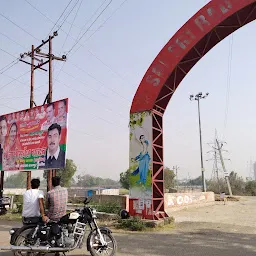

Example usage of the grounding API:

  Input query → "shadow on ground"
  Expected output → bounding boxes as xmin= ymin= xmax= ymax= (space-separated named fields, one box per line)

xmin=0 ymin=228 xmax=255 ymax=256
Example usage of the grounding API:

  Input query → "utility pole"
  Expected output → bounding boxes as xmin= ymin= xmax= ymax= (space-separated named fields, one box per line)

xmin=189 ymin=92 xmax=209 ymax=192
xmin=19 ymin=31 xmax=66 ymax=192
xmin=215 ymin=139 xmax=233 ymax=196
xmin=26 ymin=45 xmax=35 ymax=190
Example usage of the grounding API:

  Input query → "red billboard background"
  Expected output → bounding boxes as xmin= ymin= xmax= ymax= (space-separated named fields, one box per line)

xmin=0 ymin=98 xmax=68 ymax=171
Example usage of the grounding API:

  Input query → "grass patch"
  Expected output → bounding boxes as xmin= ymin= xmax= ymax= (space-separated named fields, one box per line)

xmin=0 ymin=213 xmax=22 ymax=221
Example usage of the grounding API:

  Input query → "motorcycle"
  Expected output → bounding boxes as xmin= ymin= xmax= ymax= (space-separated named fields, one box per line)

xmin=1 ymin=197 xmax=117 ymax=256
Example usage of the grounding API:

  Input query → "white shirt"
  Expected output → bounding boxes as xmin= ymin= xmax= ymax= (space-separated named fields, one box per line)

xmin=22 ymin=189 xmax=44 ymax=217
xmin=47 ymin=146 xmax=60 ymax=160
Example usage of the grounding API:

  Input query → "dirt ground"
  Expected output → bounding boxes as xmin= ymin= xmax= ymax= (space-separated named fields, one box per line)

xmin=0 ymin=197 xmax=256 ymax=255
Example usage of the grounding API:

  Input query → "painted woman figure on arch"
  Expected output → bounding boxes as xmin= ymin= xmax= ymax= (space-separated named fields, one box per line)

xmin=131 ymin=134 xmax=151 ymax=185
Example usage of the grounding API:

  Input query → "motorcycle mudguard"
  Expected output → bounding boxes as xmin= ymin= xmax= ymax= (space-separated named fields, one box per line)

xmin=86 ymin=227 xmax=112 ymax=251
xmin=10 ymin=224 xmax=37 ymax=245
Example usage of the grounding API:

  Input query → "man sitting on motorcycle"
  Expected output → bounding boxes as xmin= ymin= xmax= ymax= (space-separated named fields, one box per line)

xmin=46 ymin=176 xmax=68 ymax=221
xmin=22 ymin=178 xmax=49 ymax=224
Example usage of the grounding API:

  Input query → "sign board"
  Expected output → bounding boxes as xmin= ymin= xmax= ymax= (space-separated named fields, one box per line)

xmin=0 ymin=98 xmax=68 ymax=171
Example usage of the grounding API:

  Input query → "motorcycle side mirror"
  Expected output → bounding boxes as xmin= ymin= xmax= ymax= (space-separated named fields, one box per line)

xmin=84 ymin=197 xmax=88 ymax=205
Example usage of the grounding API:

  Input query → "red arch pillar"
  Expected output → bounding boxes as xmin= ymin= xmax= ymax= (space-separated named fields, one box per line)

xmin=129 ymin=0 xmax=256 ymax=220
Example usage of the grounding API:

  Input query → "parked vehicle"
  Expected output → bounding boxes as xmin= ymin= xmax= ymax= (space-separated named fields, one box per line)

xmin=3 ymin=197 xmax=117 ymax=256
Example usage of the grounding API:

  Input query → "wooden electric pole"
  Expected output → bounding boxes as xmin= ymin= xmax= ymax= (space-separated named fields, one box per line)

xmin=19 ymin=31 xmax=66 ymax=192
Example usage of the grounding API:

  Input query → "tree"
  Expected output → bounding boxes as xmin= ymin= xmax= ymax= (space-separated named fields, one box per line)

xmin=229 ymin=171 xmax=245 ymax=195
xmin=164 ymin=167 xmax=175 ymax=189
xmin=76 ymin=174 xmax=119 ymax=187
xmin=120 ymin=169 xmax=130 ymax=190
xmin=119 ymin=166 xmax=175 ymax=190
xmin=43 ymin=159 xmax=77 ymax=187
xmin=5 ymin=172 xmax=29 ymax=188
xmin=245 ymin=181 xmax=256 ymax=196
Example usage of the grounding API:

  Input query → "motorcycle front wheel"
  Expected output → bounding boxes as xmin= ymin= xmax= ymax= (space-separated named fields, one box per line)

xmin=87 ymin=229 xmax=117 ymax=256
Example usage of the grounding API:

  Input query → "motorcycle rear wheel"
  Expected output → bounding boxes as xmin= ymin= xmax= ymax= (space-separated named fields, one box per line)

xmin=87 ymin=229 xmax=117 ymax=256
xmin=13 ymin=228 xmax=42 ymax=256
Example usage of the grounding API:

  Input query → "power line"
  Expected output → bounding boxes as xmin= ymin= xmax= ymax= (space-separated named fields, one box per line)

xmin=0 ymin=31 xmax=27 ymax=50
xmin=75 ymin=0 xmax=108 ymax=41
xmin=57 ymin=0 xmax=80 ymax=32
xmin=61 ymin=0 xmax=82 ymax=50
xmin=69 ymin=103 xmax=125 ymax=129
xmin=67 ymin=0 xmax=113 ymax=55
xmin=23 ymin=0 xmax=82 ymax=30
xmin=54 ymin=0 xmax=83 ymax=82
xmin=48 ymin=0 xmax=74 ymax=36
xmin=56 ymin=78 xmax=127 ymax=120
xmin=222 ymin=34 xmax=233 ymax=140
xmin=87 ymin=50 xmax=129 ymax=83
xmin=0 ymin=47 xmax=19 ymax=59
xmin=74 ymin=0 xmax=128 ymax=51
xmin=0 ymin=60 xmax=19 ymax=74
xmin=62 ymin=63 xmax=130 ymax=103
xmin=0 ymin=70 xmax=30 ymax=91
xmin=0 ymin=12 xmax=39 ymax=41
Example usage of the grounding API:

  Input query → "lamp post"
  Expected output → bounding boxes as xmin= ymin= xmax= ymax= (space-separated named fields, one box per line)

xmin=190 ymin=92 xmax=209 ymax=192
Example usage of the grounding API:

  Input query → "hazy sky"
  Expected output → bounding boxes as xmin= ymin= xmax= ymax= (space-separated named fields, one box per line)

xmin=0 ymin=0 xmax=255 ymax=181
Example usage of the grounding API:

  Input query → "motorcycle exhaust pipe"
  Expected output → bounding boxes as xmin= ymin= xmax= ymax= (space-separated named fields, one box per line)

xmin=0 ymin=245 xmax=71 ymax=252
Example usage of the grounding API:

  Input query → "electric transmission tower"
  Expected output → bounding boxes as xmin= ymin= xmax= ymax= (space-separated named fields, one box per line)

xmin=207 ymin=130 xmax=233 ymax=195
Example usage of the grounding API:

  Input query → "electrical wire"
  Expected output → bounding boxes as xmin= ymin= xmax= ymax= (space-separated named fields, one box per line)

xmin=0 ymin=70 xmax=30 ymax=91
xmin=56 ymin=78 xmax=127 ymax=120
xmin=0 ymin=12 xmax=39 ymax=41
xmin=60 ymin=69 xmax=128 ymax=108
xmin=57 ymin=0 xmax=80 ymax=32
xmin=75 ymin=0 xmax=108 ymax=41
xmin=73 ymin=0 xmax=128 ymax=54
xmin=48 ymin=0 xmax=74 ymax=35
xmin=65 ymin=61 xmax=130 ymax=102
xmin=61 ymin=0 xmax=82 ymax=50
xmin=23 ymin=0 xmax=82 ymax=30
xmin=0 ymin=60 xmax=19 ymax=74
xmin=222 ymin=34 xmax=233 ymax=140
xmin=66 ymin=0 xmax=113 ymax=55
xmin=0 ymin=31 xmax=27 ymax=50
xmin=54 ymin=0 xmax=82 ymax=82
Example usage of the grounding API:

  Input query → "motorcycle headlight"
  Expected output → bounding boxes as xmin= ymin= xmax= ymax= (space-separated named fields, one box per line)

xmin=9 ymin=229 xmax=15 ymax=235
xmin=91 ymin=208 xmax=97 ymax=218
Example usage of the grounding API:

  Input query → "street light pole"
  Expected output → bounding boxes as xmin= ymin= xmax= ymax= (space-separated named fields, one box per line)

xmin=190 ymin=92 xmax=209 ymax=192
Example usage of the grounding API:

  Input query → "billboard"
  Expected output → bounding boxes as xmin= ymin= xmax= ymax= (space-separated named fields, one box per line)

xmin=129 ymin=111 xmax=153 ymax=215
xmin=0 ymin=98 xmax=68 ymax=171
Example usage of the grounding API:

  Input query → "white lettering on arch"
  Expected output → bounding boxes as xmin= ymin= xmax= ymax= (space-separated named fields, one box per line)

xmin=220 ymin=0 xmax=232 ymax=14
xmin=195 ymin=15 xmax=210 ymax=32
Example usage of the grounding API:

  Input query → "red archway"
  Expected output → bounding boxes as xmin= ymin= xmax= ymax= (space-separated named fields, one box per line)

xmin=130 ymin=0 xmax=256 ymax=219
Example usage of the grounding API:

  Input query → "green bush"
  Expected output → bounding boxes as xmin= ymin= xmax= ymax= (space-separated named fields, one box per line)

xmin=92 ymin=202 xmax=122 ymax=215
xmin=116 ymin=216 xmax=146 ymax=231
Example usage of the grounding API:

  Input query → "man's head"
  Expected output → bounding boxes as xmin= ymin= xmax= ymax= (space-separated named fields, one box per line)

xmin=52 ymin=176 xmax=61 ymax=187
xmin=58 ymin=100 xmax=66 ymax=117
xmin=0 ymin=116 xmax=7 ymax=142
xmin=31 ymin=178 xmax=40 ymax=189
xmin=47 ymin=123 xmax=61 ymax=154
xmin=46 ymin=103 xmax=55 ymax=122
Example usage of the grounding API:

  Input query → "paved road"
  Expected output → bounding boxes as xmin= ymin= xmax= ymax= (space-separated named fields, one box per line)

xmin=0 ymin=197 xmax=256 ymax=255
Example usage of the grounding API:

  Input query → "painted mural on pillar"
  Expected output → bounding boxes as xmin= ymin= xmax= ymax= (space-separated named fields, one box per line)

xmin=129 ymin=111 xmax=153 ymax=213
